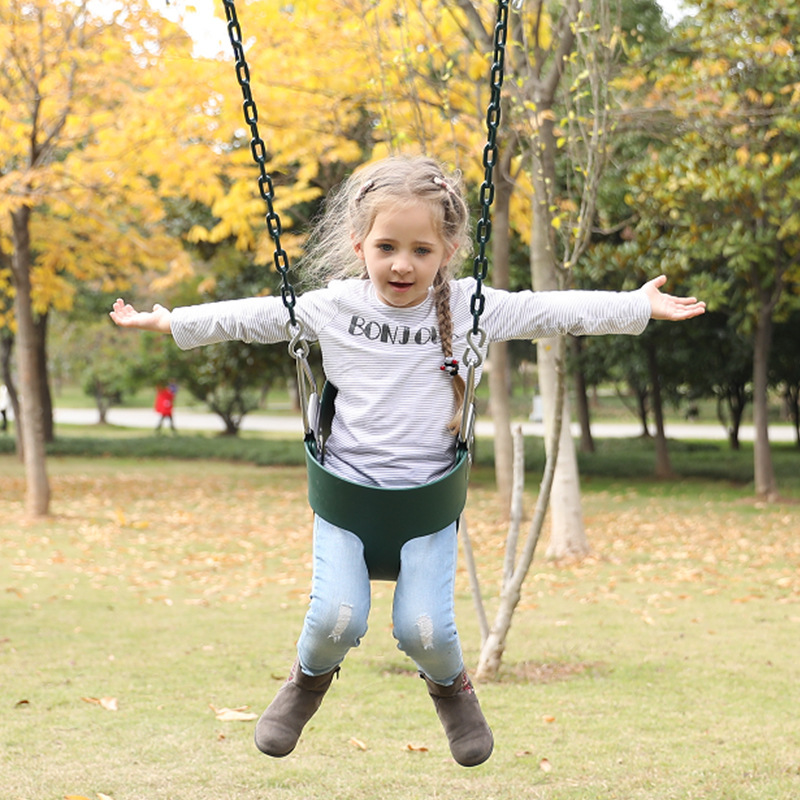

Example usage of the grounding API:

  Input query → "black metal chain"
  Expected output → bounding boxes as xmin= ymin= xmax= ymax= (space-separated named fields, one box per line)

xmin=470 ymin=0 xmax=509 ymax=336
xmin=221 ymin=0 xmax=297 ymax=328
xmin=220 ymin=0 xmax=509 ymax=339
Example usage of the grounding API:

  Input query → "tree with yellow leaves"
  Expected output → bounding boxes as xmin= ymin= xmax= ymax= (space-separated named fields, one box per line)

xmin=0 ymin=0 xmax=229 ymax=515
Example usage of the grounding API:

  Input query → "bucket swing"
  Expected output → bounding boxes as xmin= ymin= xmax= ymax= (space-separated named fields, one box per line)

xmin=221 ymin=0 xmax=510 ymax=580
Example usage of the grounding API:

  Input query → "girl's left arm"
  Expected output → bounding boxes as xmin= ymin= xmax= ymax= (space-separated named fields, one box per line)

xmin=473 ymin=275 xmax=705 ymax=343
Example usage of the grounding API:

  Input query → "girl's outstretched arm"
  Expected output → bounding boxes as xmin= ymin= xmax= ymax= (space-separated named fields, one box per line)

xmin=642 ymin=275 xmax=706 ymax=321
xmin=109 ymin=299 xmax=172 ymax=333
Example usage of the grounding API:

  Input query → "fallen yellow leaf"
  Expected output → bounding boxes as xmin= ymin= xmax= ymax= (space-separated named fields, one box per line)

xmin=209 ymin=704 xmax=258 ymax=722
xmin=81 ymin=697 xmax=118 ymax=711
xmin=405 ymin=743 xmax=429 ymax=752
xmin=348 ymin=736 xmax=368 ymax=751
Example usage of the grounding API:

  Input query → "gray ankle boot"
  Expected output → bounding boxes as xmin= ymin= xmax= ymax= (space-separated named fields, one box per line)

xmin=423 ymin=670 xmax=494 ymax=767
xmin=254 ymin=660 xmax=339 ymax=757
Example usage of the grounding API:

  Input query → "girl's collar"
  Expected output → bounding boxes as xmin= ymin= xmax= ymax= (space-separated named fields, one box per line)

xmin=365 ymin=281 xmax=434 ymax=310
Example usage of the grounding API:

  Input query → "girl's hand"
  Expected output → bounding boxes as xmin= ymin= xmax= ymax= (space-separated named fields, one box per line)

xmin=642 ymin=275 xmax=706 ymax=321
xmin=109 ymin=299 xmax=172 ymax=333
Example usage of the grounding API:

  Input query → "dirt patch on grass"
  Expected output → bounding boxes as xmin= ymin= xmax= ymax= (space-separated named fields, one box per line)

xmin=511 ymin=660 xmax=607 ymax=684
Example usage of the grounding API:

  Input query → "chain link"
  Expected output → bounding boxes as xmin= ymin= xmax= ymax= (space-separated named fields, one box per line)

xmin=221 ymin=0 xmax=297 ymax=327
xmin=470 ymin=0 xmax=509 ymax=335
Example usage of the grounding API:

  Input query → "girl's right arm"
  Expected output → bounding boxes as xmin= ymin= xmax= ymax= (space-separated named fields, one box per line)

xmin=109 ymin=299 xmax=172 ymax=333
xmin=112 ymin=288 xmax=332 ymax=347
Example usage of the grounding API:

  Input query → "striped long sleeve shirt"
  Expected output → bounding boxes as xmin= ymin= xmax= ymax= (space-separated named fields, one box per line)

xmin=171 ymin=278 xmax=651 ymax=487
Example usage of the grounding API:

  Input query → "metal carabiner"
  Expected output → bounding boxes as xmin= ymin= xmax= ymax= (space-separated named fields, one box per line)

xmin=458 ymin=327 xmax=487 ymax=451
xmin=463 ymin=327 xmax=487 ymax=369
xmin=285 ymin=320 xmax=319 ymax=441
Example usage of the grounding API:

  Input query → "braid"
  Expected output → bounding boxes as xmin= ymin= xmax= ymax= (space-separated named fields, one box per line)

xmin=434 ymin=272 xmax=467 ymax=435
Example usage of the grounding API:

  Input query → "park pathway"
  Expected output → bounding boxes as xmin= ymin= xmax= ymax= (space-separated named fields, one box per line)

xmin=49 ymin=406 xmax=797 ymax=443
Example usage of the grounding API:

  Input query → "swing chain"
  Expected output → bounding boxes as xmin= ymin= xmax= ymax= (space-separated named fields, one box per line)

xmin=222 ymin=0 xmax=506 ymax=448
xmin=458 ymin=0 xmax=508 ymax=451
xmin=222 ymin=0 xmax=320 ymax=442
xmin=469 ymin=0 xmax=509 ymax=337
xmin=221 ymin=0 xmax=298 ymax=329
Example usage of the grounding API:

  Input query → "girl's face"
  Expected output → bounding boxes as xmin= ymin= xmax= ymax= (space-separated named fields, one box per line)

xmin=354 ymin=201 xmax=453 ymax=308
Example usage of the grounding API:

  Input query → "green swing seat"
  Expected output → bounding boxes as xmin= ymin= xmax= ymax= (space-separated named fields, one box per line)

xmin=303 ymin=383 xmax=471 ymax=581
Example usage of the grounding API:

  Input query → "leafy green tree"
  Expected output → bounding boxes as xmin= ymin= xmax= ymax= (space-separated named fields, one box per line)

xmin=682 ymin=311 xmax=753 ymax=449
xmin=577 ymin=224 xmax=700 ymax=476
xmin=50 ymin=291 xmax=144 ymax=423
xmin=626 ymin=0 xmax=800 ymax=498
xmin=80 ymin=330 xmax=138 ymax=424
xmin=158 ymin=253 xmax=299 ymax=436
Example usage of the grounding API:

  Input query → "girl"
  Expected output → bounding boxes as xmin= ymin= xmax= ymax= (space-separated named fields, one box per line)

xmin=110 ymin=155 xmax=705 ymax=767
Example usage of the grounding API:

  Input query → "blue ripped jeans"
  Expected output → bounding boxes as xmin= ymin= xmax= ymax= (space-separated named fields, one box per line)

xmin=295 ymin=515 xmax=464 ymax=686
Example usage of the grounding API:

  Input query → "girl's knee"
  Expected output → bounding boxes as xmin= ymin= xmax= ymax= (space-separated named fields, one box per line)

xmin=299 ymin=599 xmax=369 ymax=674
xmin=306 ymin=598 xmax=369 ymax=644
xmin=393 ymin=609 xmax=456 ymax=659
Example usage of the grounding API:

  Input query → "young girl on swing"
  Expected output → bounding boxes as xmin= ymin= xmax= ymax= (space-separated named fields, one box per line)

xmin=110 ymin=155 xmax=705 ymax=767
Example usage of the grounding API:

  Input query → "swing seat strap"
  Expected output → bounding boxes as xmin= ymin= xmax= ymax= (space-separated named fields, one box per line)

xmin=304 ymin=384 xmax=470 ymax=581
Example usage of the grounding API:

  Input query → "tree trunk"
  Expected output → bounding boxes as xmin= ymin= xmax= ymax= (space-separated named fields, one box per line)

xmin=10 ymin=206 xmax=51 ymax=516
xmin=646 ymin=340 xmax=672 ymax=479
xmin=487 ymin=152 xmax=515 ymax=511
xmin=571 ymin=336 xmax=594 ymax=453
xmin=219 ymin=413 xmax=239 ymax=436
xmin=728 ymin=387 xmax=746 ymax=450
xmin=529 ymin=138 xmax=588 ymax=561
xmin=33 ymin=312 xmax=54 ymax=442
xmin=717 ymin=395 xmax=741 ymax=450
xmin=476 ymin=342 xmax=566 ymax=681
xmin=488 ymin=342 xmax=513 ymax=510
xmin=1 ymin=333 xmax=22 ymax=454
xmin=95 ymin=380 xmax=110 ymax=424
xmin=538 ymin=337 xmax=588 ymax=559
xmin=460 ymin=514 xmax=489 ymax=644
xmin=752 ymin=308 xmax=776 ymax=499
xmin=784 ymin=385 xmax=800 ymax=447
xmin=634 ymin=385 xmax=650 ymax=437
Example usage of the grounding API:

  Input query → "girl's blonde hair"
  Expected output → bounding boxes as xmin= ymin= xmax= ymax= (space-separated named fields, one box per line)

xmin=301 ymin=155 xmax=472 ymax=434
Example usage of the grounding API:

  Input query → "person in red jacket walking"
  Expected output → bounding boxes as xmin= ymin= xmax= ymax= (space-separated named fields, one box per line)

xmin=154 ymin=382 xmax=177 ymax=433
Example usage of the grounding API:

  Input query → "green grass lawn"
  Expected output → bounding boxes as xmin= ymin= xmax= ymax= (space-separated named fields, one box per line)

xmin=3 ymin=424 xmax=799 ymax=498
xmin=2 ymin=449 xmax=799 ymax=800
